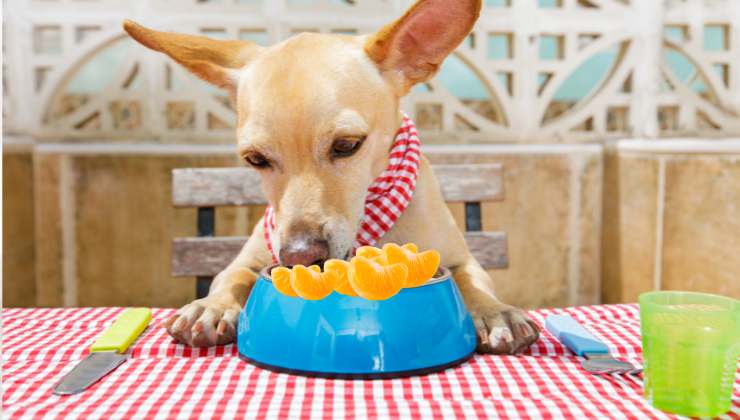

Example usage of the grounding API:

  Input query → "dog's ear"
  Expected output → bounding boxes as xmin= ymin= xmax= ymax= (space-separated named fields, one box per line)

xmin=123 ymin=20 xmax=263 ymax=92
xmin=364 ymin=0 xmax=481 ymax=94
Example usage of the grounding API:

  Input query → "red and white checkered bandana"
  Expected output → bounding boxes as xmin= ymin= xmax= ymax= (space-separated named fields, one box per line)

xmin=263 ymin=114 xmax=421 ymax=262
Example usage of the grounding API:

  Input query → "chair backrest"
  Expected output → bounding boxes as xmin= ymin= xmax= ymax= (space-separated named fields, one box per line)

xmin=171 ymin=164 xmax=508 ymax=297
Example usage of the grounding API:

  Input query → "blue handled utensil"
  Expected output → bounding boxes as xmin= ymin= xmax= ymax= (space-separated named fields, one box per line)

xmin=546 ymin=314 xmax=641 ymax=375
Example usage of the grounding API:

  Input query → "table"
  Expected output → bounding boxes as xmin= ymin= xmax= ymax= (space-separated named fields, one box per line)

xmin=2 ymin=305 xmax=738 ymax=419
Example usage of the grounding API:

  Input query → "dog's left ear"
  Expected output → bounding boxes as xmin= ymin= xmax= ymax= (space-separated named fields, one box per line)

xmin=123 ymin=20 xmax=263 ymax=93
xmin=364 ymin=0 xmax=482 ymax=94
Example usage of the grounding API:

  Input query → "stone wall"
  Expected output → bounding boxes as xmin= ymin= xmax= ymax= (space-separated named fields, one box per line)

xmin=602 ymin=142 xmax=740 ymax=302
xmin=4 ymin=143 xmax=603 ymax=309
xmin=4 ymin=140 xmax=739 ymax=308
xmin=425 ymin=145 xmax=603 ymax=309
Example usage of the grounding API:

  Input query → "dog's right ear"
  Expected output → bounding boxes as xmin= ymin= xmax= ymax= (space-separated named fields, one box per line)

xmin=123 ymin=20 xmax=263 ymax=93
xmin=364 ymin=0 xmax=482 ymax=95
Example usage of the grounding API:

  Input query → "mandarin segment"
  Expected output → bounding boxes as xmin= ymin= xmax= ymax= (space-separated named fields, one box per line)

xmin=356 ymin=246 xmax=383 ymax=259
xmin=402 ymin=243 xmax=418 ymax=253
xmin=409 ymin=250 xmax=441 ymax=286
xmin=383 ymin=243 xmax=440 ymax=287
xmin=357 ymin=245 xmax=388 ymax=265
xmin=272 ymin=244 xmax=440 ymax=300
xmin=324 ymin=259 xmax=356 ymax=296
xmin=372 ymin=254 xmax=388 ymax=265
xmin=348 ymin=256 xmax=407 ymax=300
xmin=271 ymin=266 xmax=297 ymax=297
xmin=290 ymin=264 xmax=335 ymax=300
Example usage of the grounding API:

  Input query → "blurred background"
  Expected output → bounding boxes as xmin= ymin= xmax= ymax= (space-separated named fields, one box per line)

xmin=3 ymin=0 xmax=739 ymax=309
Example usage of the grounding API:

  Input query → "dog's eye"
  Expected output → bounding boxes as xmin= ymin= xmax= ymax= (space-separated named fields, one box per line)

xmin=331 ymin=137 xmax=364 ymax=159
xmin=244 ymin=153 xmax=271 ymax=169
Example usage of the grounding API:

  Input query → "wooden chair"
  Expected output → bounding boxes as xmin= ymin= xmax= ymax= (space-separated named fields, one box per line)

xmin=171 ymin=164 xmax=508 ymax=298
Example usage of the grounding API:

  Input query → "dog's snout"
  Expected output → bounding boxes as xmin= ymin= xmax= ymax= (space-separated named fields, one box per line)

xmin=279 ymin=235 xmax=330 ymax=267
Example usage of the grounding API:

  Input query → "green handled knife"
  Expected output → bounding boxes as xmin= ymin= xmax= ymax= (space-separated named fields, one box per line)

xmin=53 ymin=308 xmax=152 ymax=395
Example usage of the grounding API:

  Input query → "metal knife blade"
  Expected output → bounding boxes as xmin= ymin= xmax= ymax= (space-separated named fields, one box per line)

xmin=52 ymin=352 xmax=128 ymax=395
xmin=52 ymin=308 xmax=152 ymax=395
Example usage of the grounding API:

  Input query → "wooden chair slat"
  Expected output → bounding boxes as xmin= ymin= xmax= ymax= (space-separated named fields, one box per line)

xmin=433 ymin=164 xmax=504 ymax=202
xmin=172 ymin=168 xmax=266 ymax=207
xmin=171 ymin=231 xmax=508 ymax=277
xmin=464 ymin=231 xmax=509 ymax=269
xmin=172 ymin=164 xmax=503 ymax=207
xmin=171 ymin=236 xmax=248 ymax=277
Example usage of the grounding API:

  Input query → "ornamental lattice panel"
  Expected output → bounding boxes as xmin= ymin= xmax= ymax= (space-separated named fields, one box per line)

xmin=3 ymin=0 xmax=739 ymax=143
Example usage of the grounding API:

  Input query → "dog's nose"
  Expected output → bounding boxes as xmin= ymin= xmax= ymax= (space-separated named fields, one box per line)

xmin=279 ymin=236 xmax=330 ymax=267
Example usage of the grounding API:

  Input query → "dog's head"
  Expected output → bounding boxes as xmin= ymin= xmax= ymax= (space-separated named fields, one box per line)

xmin=125 ymin=0 xmax=481 ymax=266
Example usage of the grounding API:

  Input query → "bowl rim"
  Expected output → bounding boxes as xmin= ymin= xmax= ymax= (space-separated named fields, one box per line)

xmin=259 ymin=264 xmax=452 ymax=288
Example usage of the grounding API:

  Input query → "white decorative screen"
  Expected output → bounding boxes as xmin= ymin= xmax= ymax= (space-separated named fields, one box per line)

xmin=4 ymin=0 xmax=739 ymax=143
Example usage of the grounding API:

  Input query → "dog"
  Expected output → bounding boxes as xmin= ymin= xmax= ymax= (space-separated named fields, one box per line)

xmin=124 ymin=0 xmax=539 ymax=354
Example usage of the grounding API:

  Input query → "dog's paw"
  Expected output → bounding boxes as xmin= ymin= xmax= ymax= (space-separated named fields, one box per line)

xmin=471 ymin=304 xmax=540 ymax=355
xmin=163 ymin=295 xmax=241 ymax=347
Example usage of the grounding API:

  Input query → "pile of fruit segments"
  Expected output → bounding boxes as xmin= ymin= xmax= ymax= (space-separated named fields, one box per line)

xmin=271 ymin=243 xmax=441 ymax=300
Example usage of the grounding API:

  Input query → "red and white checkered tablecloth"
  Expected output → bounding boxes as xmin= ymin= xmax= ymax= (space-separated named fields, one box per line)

xmin=2 ymin=304 xmax=738 ymax=419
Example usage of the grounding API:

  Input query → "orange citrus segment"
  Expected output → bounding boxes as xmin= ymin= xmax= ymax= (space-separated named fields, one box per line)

xmin=290 ymin=264 xmax=335 ymax=300
xmin=272 ymin=243 xmax=439 ymax=300
xmin=372 ymin=254 xmax=388 ymax=265
xmin=324 ymin=259 xmax=356 ymax=296
xmin=356 ymin=246 xmax=383 ymax=259
xmin=383 ymin=243 xmax=440 ymax=287
xmin=271 ymin=266 xmax=297 ymax=297
xmin=348 ymin=256 xmax=407 ymax=300
xmin=409 ymin=250 xmax=441 ymax=286
xmin=357 ymin=245 xmax=388 ymax=265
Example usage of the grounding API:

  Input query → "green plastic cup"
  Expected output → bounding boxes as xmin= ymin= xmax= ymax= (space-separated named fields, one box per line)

xmin=639 ymin=291 xmax=740 ymax=417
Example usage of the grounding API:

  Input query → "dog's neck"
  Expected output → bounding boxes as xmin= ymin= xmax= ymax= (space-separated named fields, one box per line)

xmin=263 ymin=114 xmax=422 ymax=262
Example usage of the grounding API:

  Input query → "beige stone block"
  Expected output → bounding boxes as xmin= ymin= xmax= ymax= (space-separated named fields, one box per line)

xmin=601 ymin=152 xmax=658 ymax=303
xmin=480 ymin=155 xmax=572 ymax=308
xmin=33 ymin=154 xmax=65 ymax=307
xmin=3 ymin=152 xmax=36 ymax=307
xmin=426 ymin=150 xmax=597 ymax=308
xmin=73 ymin=155 xmax=237 ymax=307
xmin=661 ymin=156 xmax=740 ymax=298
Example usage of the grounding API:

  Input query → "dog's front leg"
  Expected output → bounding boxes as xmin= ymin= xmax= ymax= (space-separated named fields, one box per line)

xmin=165 ymin=217 xmax=272 ymax=347
xmin=452 ymin=257 xmax=540 ymax=354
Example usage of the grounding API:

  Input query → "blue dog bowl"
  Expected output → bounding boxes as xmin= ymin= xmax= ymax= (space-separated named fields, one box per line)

xmin=237 ymin=266 xmax=477 ymax=378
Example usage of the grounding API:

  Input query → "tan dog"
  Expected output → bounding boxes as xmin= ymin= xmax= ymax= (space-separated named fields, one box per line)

xmin=124 ymin=0 xmax=539 ymax=354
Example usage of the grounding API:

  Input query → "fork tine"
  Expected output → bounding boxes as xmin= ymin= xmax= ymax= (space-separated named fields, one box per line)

xmin=589 ymin=366 xmax=642 ymax=375
xmin=590 ymin=367 xmax=619 ymax=375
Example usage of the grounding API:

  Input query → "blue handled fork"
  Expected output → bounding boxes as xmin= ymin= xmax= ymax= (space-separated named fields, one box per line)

xmin=545 ymin=315 xmax=642 ymax=375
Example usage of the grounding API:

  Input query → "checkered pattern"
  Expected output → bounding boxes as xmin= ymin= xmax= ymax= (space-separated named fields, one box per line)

xmin=264 ymin=114 xmax=421 ymax=262
xmin=3 ymin=305 xmax=739 ymax=419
